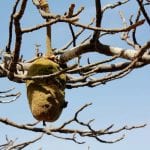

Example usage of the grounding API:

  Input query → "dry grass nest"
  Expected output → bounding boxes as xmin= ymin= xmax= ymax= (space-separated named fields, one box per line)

xmin=26 ymin=57 xmax=66 ymax=122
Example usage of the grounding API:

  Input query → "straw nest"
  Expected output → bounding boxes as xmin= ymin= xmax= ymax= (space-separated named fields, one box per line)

xmin=26 ymin=57 xmax=66 ymax=122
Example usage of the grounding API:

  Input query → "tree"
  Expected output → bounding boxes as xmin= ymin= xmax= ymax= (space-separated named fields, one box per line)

xmin=0 ymin=0 xmax=150 ymax=149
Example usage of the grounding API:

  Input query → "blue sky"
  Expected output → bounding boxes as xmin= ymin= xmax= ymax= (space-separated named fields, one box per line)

xmin=0 ymin=0 xmax=150 ymax=150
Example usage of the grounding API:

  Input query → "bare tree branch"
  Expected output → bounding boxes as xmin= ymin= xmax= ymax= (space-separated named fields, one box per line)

xmin=0 ymin=92 xmax=21 ymax=104
xmin=102 ymin=0 xmax=130 ymax=12
xmin=93 ymin=0 xmax=102 ymax=40
xmin=8 ymin=0 xmax=28 ymax=75
xmin=8 ymin=134 xmax=43 ymax=150
xmin=0 ymin=103 xmax=146 ymax=144
xmin=67 ymin=41 xmax=150 ymax=88
xmin=59 ymin=41 xmax=150 ymax=64
xmin=22 ymin=17 xmax=145 ymax=34
xmin=0 ymin=88 xmax=21 ymax=103
xmin=57 ymin=19 xmax=94 ymax=51
xmin=131 ymin=8 xmax=142 ymax=47
xmin=22 ymin=16 xmax=79 ymax=33
xmin=0 ymin=134 xmax=43 ymax=150
xmin=6 ymin=0 xmax=20 ymax=53
xmin=136 ymin=0 xmax=150 ymax=25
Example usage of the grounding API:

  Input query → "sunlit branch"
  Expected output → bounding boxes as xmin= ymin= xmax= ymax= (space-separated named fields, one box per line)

xmin=102 ymin=0 xmax=130 ymax=12
xmin=67 ymin=41 xmax=150 ymax=88
xmin=59 ymin=41 xmax=150 ymax=64
xmin=119 ymin=11 xmax=137 ymax=48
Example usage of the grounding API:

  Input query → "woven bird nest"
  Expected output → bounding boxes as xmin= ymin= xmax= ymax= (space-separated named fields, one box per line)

xmin=26 ymin=57 xmax=66 ymax=122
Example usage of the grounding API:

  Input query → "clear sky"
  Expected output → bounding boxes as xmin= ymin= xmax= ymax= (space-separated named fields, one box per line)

xmin=0 ymin=1 xmax=150 ymax=150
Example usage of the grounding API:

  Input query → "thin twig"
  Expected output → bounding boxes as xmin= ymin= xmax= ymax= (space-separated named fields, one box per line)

xmin=102 ymin=0 xmax=130 ymax=12
xmin=7 ymin=134 xmax=43 ymax=150
xmin=0 ymin=92 xmax=21 ymax=104
xmin=22 ymin=17 xmax=145 ymax=34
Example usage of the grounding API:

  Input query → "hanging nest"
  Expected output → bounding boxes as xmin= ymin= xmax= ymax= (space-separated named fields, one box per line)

xmin=25 ymin=57 xmax=66 ymax=122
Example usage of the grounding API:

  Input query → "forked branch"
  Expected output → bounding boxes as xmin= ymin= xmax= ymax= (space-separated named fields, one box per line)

xmin=0 ymin=88 xmax=21 ymax=103
xmin=0 ymin=103 xmax=146 ymax=144
xmin=0 ymin=134 xmax=43 ymax=150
